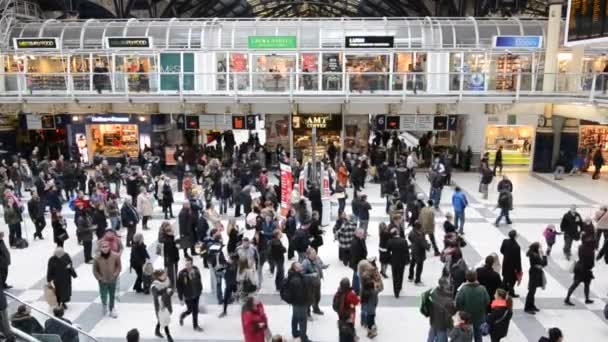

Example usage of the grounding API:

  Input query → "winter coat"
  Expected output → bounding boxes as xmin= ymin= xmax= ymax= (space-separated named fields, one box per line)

xmin=44 ymin=317 xmax=79 ymax=342
xmin=46 ymin=254 xmax=77 ymax=303
xmin=241 ymin=302 xmax=268 ymax=342
xmin=419 ymin=206 xmax=436 ymax=234
xmin=387 ymin=235 xmax=410 ymax=266
xmin=487 ymin=299 xmax=512 ymax=340
xmin=151 ymin=278 xmax=173 ymax=326
xmin=3 ymin=204 xmax=21 ymax=225
xmin=130 ymin=242 xmax=149 ymax=269
xmin=449 ymin=324 xmax=473 ymax=342
xmin=527 ymin=252 xmax=547 ymax=289
xmin=408 ymin=230 xmax=429 ymax=262
xmin=176 ymin=266 xmax=203 ymax=301
xmin=337 ymin=220 xmax=357 ymax=250
xmin=121 ymin=203 xmax=140 ymax=227
xmin=285 ymin=270 xmax=312 ymax=306
xmin=574 ymin=243 xmax=595 ymax=283
xmin=178 ymin=208 xmax=197 ymax=249
xmin=500 ymin=238 xmax=522 ymax=278
xmin=560 ymin=211 xmax=582 ymax=238
xmin=10 ymin=313 xmax=43 ymax=335
xmin=429 ymin=287 xmax=456 ymax=331
xmin=76 ymin=214 xmax=95 ymax=242
xmin=378 ymin=229 xmax=392 ymax=264
xmin=349 ymin=237 xmax=367 ymax=270
xmin=476 ymin=265 xmax=502 ymax=300
xmin=52 ymin=218 xmax=68 ymax=245
xmin=455 ymin=282 xmax=490 ymax=326
xmin=137 ymin=193 xmax=154 ymax=217
xmin=162 ymin=234 xmax=180 ymax=265
xmin=93 ymin=252 xmax=122 ymax=284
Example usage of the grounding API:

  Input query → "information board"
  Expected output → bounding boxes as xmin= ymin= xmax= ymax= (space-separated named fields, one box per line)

xmin=565 ymin=0 xmax=608 ymax=45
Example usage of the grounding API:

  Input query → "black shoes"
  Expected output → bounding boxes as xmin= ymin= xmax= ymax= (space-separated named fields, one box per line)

xmin=564 ymin=299 xmax=575 ymax=306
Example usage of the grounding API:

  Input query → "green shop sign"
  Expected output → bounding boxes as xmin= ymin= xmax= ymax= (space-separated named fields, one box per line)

xmin=248 ymin=36 xmax=297 ymax=49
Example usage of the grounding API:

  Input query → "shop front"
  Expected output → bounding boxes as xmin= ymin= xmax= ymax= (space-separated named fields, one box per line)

xmin=292 ymin=113 xmax=342 ymax=163
xmin=485 ymin=123 xmax=534 ymax=166
xmin=68 ymin=114 xmax=152 ymax=163
xmin=579 ymin=122 xmax=608 ymax=161
xmin=23 ymin=114 xmax=69 ymax=159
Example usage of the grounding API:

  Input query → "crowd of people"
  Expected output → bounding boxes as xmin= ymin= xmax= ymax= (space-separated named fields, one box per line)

xmin=0 ymin=131 xmax=594 ymax=342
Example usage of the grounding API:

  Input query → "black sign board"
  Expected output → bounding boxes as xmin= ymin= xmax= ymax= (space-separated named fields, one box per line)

xmin=246 ymin=115 xmax=256 ymax=130
xmin=185 ymin=115 xmax=199 ymax=130
xmin=41 ymin=115 xmax=55 ymax=130
xmin=387 ymin=116 xmax=400 ymax=130
xmin=175 ymin=114 xmax=185 ymax=129
xmin=292 ymin=114 xmax=341 ymax=130
xmin=232 ymin=115 xmax=245 ymax=130
xmin=14 ymin=38 xmax=58 ymax=50
xmin=447 ymin=115 xmax=458 ymax=131
xmin=433 ymin=116 xmax=448 ymax=131
xmin=345 ymin=36 xmax=394 ymax=48
xmin=566 ymin=0 xmax=608 ymax=45
xmin=375 ymin=115 xmax=386 ymax=130
xmin=106 ymin=37 xmax=152 ymax=49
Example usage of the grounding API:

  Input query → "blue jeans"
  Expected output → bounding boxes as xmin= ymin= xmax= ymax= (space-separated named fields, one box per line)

xmin=274 ymin=260 xmax=285 ymax=291
xmin=110 ymin=217 xmax=120 ymax=230
xmin=454 ymin=211 xmax=465 ymax=233
xmin=352 ymin=271 xmax=360 ymax=295
xmin=473 ymin=323 xmax=482 ymax=342
xmin=495 ymin=207 xmax=511 ymax=225
xmin=430 ymin=187 xmax=442 ymax=208
xmin=214 ymin=270 xmax=224 ymax=304
xmin=427 ymin=326 xmax=448 ymax=342
xmin=291 ymin=305 xmax=308 ymax=341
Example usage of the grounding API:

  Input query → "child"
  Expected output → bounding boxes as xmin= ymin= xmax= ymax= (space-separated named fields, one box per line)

xmin=449 ymin=311 xmax=473 ymax=342
xmin=543 ymin=224 xmax=560 ymax=256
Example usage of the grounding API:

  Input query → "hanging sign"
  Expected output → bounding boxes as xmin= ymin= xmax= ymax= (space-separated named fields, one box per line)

xmin=232 ymin=115 xmax=245 ymax=130
xmin=185 ymin=115 xmax=199 ymax=130
xmin=292 ymin=114 xmax=340 ymax=130
xmin=280 ymin=163 xmax=293 ymax=218
xmin=345 ymin=36 xmax=394 ymax=48
xmin=492 ymin=36 xmax=542 ymax=49
xmin=447 ymin=115 xmax=458 ymax=131
xmin=401 ymin=115 xmax=417 ymax=130
xmin=106 ymin=37 xmax=152 ymax=49
xmin=415 ymin=115 xmax=434 ymax=131
xmin=433 ymin=116 xmax=448 ymax=131
xmin=248 ymin=36 xmax=297 ymax=49
xmin=387 ymin=116 xmax=400 ymax=130
xmin=14 ymin=38 xmax=59 ymax=50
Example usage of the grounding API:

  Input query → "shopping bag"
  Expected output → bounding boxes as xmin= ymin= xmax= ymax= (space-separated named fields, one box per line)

xmin=198 ymin=296 xmax=208 ymax=314
xmin=44 ymin=285 xmax=57 ymax=308
xmin=158 ymin=308 xmax=171 ymax=327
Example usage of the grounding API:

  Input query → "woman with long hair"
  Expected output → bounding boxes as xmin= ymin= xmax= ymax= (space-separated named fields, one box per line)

xmin=159 ymin=222 xmax=180 ymax=288
xmin=334 ymin=277 xmax=360 ymax=342
xmin=51 ymin=209 xmax=68 ymax=248
xmin=237 ymin=256 xmax=258 ymax=302
xmin=226 ymin=218 xmax=242 ymax=255
xmin=130 ymin=233 xmax=150 ymax=294
xmin=524 ymin=242 xmax=547 ymax=314
xmin=151 ymin=269 xmax=174 ymax=342
xmin=241 ymin=296 xmax=268 ymax=342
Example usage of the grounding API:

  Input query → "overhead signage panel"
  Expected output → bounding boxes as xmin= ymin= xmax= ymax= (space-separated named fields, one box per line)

xmin=565 ymin=0 xmax=608 ymax=46
xmin=106 ymin=37 xmax=152 ymax=49
xmin=345 ymin=36 xmax=394 ymax=48
xmin=492 ymin=36 xmax=542 ymax=49
xmin=14 ymin=38 xmax=59 ymax=50
xmin=292 ymin=114 xmax=341 ymax=130
xmin=248 ymin=36 xmax=297 ymax=49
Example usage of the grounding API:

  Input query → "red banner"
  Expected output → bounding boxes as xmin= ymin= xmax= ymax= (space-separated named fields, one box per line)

xmin=322 ymin=168 xmax=331 ymax=200
xmin=280 ymin=163 xmax=293 ymax=218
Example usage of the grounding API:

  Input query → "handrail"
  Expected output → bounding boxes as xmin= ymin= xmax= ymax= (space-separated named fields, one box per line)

xmin=12 ymin=326 xmax=42 ymax=342
xmin=4 ymin=291 xmax=100 ymax=342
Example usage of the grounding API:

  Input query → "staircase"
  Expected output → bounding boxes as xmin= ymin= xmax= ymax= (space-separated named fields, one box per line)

xmin=0 ymin=0 xmax=42 ymax=48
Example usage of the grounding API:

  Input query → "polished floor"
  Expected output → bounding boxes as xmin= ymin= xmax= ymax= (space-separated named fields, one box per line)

xmin=6 ymin=171 xmax=608 ymax=342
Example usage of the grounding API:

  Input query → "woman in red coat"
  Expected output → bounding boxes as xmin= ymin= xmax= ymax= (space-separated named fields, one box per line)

xmin=241 ymin=296 xmax=268 ymax=342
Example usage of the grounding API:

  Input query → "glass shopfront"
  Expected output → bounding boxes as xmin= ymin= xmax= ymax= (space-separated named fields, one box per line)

xmin=3 ymin=55 xmax=24 ymax=92
xmin=450 ymin=52 xmax=488 ymax=91
xmin=113 ymin=54 xmax=157 ymax=92
xmin=299 ymin=53 xmax=319 ymax=91
xmin=580 ymin=125 xmax=608 ymax=161
xmin=322 ymin=53 xmax=342 ymax=91
xmin=393 ymin=52 xmax=426 ymax=91
xmin=230 ymin=53 xmax=249 ymax=91
xmin=71 ymin=54 xmax=90 ymax=91
xmin=253 ymin=54 xmax=296 ymax=92
xmin=88 ymin=122 xmax=140 ymax=158
xmin=485 ymin=125 xmax=534 ymax=166
xmin=346 ymin=54 xmax=389 ymax=92
xmin=489 ymin=52 xmax=533 ymax=91
xmin=26 ymin=56 xmax=68 ymax=91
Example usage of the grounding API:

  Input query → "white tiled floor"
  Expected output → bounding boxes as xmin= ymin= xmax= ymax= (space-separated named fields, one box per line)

xmin=5 ymin=171 xmax=608 ymax=342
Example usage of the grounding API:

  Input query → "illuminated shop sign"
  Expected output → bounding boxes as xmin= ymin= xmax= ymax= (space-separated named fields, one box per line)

xmin=345 ymin=36 xmax=394 ymax=48
xmin=106 ymin=37 xmax=152 ymax=49
xmin=292 ymin=114 xmax=341 ymax=130
xmin=248 ymin=36 xmax=297 ymax=49
xmin=492 ymin=36 xmax=542 ymax=49
xmin=13 ymin=38 xmax=59 ymax=50
xmin=89 ymin=116 xmax=131 ymax=123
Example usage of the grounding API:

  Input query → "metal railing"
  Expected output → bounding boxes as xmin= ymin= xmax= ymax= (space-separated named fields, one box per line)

xmin=1 ymin=70 xmax=607 ymax=101
xmin=12 ymin=326 xmax=41 ymax=342
xmin=4 ymin=291 xmax=100 ymax=342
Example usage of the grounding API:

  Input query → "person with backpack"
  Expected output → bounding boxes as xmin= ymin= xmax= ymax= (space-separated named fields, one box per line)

xmin=425 ymin=277 xmax=456 ymax=342
xmin=486 ymin=289 xmax=513 ymax=342
xmin=333 ymin=277 xmax=360 ymax=342
xmin=455 ymin=271 xmax=490 ymax=342
xmin=176 ymin=256 xmax=203 ymax=332
xmin=387 ymin=228 xmax=409 ymax=298
xmin=494 ymin=189 xmax=513 ymax=227
xmin=282 ymin=262 xmax=312 ymax=342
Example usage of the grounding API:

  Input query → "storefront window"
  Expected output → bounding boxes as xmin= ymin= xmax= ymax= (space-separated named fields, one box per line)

xmin=89 ymin=124 xmax=139 ymax=158
xmin=346 ymin=54 xmax=388 ymax=92
xmin=92 ymin=56 xmax=110 ymax=93
xmin=485 ymin=125 xmax=533 ymax=166
xmin=463 ymin=53 xmax=487 ymax=91
xmin=253 ymin=54 xmax=295 ymax=92
xmin=393 ymin=52 xmax=426 ymax=91
xmin=114 ymin=55 xmax=157 ymax=93
xmin=580 ymin=125 xmax=608 ymax=161
xmin=322 ymin=53 xmax=342 ymax=91
xmin=160 ymin=53 xmax=194 ymax=92
xmin=491 ymin=53 xmax=532 ymax=91
xmin=230 ymin=53 xmax=249 ymax=91
xmin=216 ymin=53 xmax=228 ymax=91
xmin=71 ymin=54 xmax=91 ymax=91
xmin=3 ymin=55 xmax=24 ymax=92
xmin=300 ymin=53 xmax=318 ymax=91
xmin=26 ymin=56 xmax=68 ymax=91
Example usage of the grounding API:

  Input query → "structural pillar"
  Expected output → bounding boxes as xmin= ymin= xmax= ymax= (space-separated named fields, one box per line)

xmin=289 ymin=103 xmax=297 ymax=165
xmin=340 ymin=103 xmax=347 ymax=162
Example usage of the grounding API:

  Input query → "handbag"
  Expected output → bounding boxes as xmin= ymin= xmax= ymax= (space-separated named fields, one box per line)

xmin=57 ymin=232 xmax=69 ymax=242
xmin=44 ymin=285 xmax=58 ymax=308
xmin=480 ymin=322 xmax=491 ymax=336
xmin=158 ymin=308 xmax=171 ymax=326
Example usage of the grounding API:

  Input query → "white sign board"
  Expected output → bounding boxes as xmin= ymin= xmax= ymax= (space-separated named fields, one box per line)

xmin=415 ymin=115 xmax=434 ymax=131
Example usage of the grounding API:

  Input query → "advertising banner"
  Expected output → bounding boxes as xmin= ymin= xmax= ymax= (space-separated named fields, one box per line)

xmin=280 ymin=163 xmax=293 ymax=218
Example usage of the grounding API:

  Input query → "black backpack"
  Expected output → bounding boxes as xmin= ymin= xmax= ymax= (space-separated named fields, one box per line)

xmin=279 ymin=277 xmax=293 ymax=304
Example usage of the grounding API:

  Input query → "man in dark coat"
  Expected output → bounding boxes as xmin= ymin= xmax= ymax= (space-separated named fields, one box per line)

xmin=175 ymin=157 xmax=186 ymax=192
xmin=387 ymin=229 xmax=410 ymax=298
xmin=10 ymin=305 xmax=43 ymax=335
xmin=349 ymin=229 xmax=367 ymax=295
xmin=476 ymin=255 xmax=502 ymax=300
xmin=28 ymin=193 xmax=46 ymax=240
xmin=408 ymin=223 xmax=429 ymax=285
xmin=308 ymin=184 xmax=322 ymax=222
xmin=0 ymin=232 xmax=11 ymax=289
xmin=176 ymin=257 xmax=203 ymax=331
xmin=44 ymin=307 xmax=78 ymax=342
xmin=121 ymin=197 xmax=140 ymax=247
xmin=500 ymin=230 xmax=522 ymax=298
xmin=284 ymin=262 xmax=312 ymax=342
xmin=178 ymin=202 xmax=197 ymax=258
xmin=560 ymin=205 xmax=583 ymax=260
xmin=47 ymin=248 xmax=77 ymax=309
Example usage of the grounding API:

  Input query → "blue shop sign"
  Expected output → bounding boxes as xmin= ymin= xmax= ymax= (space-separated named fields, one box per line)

xmin=85 ymin=114 xmax=134 ymax=124
xmin=493 ymin=36 xmax=542 ymax=49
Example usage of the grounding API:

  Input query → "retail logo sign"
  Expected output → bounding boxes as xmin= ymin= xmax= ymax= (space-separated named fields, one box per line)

xmin=14 ymin=38 xmax=59 ymax=50
xmin=106 ymin=37 xmax=152 ymax=49
xmin=492 ymin=36 xmax=542 ymax=49
xmin=89 ymin=116 xmax=130 ymax=123
xmin=345 ymin=36 xmax=394 ymax=48
xmin=292 ymin=114 xmax=332 ymax=129
xmin=248 ymin=36 xmax=297 ymax=49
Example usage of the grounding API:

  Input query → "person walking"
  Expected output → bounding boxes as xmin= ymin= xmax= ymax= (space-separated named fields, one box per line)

xmin=270 ymin=229 xmax=286 ymax=292
xmin=387 ymin=228 xmax=409 ymax=297
xmin=486 ymin=289 xmax=513 ymax=342
xmin=284 ymin=262 xmax=312 ymax=342
xmin=455 ymin=271 xmax=490 ymax=342
xmin=137 ymin=187 xmax=154 ymax=231
xmin=476 ymin=255 xmax=502 ymax=301
xmin=302 ymin=247 xmax=328 ymax=317
xmin=349 ymin=229 xmax=367 ymax=294
xmin=160 ymin=177 xmax=175 ymax=219
xmin=524 ymin=242 xmax=547 ymax=315
xmin=151 ymin=269 xmax=175 ymax=342
xmin=494 ymin=189 xmax=513 ymax=227
xmin=378 ymin=222 xmax=391 ymax=278
xmin=159 ymin=222 xmax=180 ymax=289
xmin=333 ymin=277 xmax=360 ymax=342
xmin=28 ymin=193 xmax=46 ymax=240
xmin=408 ymin=223 xmax=430 ymax=285
xmin=241 ymin=296 xmax=269 ymax=342
xmin=560 ymin=205 xmax=582 ymax=260
xmin=358 ymin=195 xmax=372 ymax=237
xmin=337 ymin=215 xmax=357 ymax=266
xmin=121 ymin=196 xmax=140 ymax=247
xmin=500 ymin=230 xmax=522 ymax=298
xmin=3 ymin=197 xmax=22 ymax=247
xmin=176 ymin=257 xmax=203 ymax=331
xmin=46 ymin=247 xmax=77 ymax=310
xmin=359 ymin=259 xmax=383 ymax=338
xmin=130 ymin=233 xmax=149 ymax=294
xmin=51 ymin=210 xmax=69 ymax=248
xmin=592 ymin=148 xmax=604 ymax=180
xmin=493 ymin=146 xmax=503 ymax=175
xmin=93 ymin=241 xmax=122 ymax=318
xmin=451 ymin=187 xmax=468 ymax=235
xmin=420 ymin=200 xmax=440 ymax=256
xmin=426 ymin=277 xmax=456 ymax=342
xmin=496 ymin=175 xmax=513 ymax=193
xmin=178 ymin=202 xmax=197 ymax=258
xmin=76 ymin=206 xmax=95 ymax=264
xmin=594 ymin=205 xmax=608 ymax=253
xmin=479 ymin=163 xmax=494 ymax=200
xmin=219 ymin=254 xmax=238 ymax=318
xmin=564 ymin=238 xmax=596 ymax=306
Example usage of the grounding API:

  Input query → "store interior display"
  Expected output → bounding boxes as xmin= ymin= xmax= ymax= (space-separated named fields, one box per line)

xmin=346 ymin=54 xmax=388 ymax=92
xmin=393 ymin=52 xmax=426 ymax=91
xmin=71 ymin=55 xmax=91 ymax=91
xmin=229 ymin=53 xmax=249 ymax=91
xmin=253 ymin=54 xmax=295 ymax=91
xmin=493 ymin=53 xmax=533 ymax=91
xmin=300 ymin=53 xmax=318 ymax=90
xmin=322 ymin=53 xmax=342 ymax=91
xmin=89 ymin=124 xmax=139 ymax=158
xmin=26 ymin=56 xmax=68 ymax=91
xmin=580 ymin=126 xmax=608 ymax=154
xmin=485 ymin=125 xmax=533 ymax=165
xmin=114 ymin=55 xmax=155 ymax=92
xmin=3 ymin=55 xmax=23 ymax=91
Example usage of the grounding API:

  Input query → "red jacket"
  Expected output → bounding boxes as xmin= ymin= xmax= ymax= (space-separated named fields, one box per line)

xmin=344 ymin=290 xmax=360 ymax=322
xmin=241 ymin=303 xmax=268 ymax=342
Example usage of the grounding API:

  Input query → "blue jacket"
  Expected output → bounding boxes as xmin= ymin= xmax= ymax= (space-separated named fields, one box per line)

xmin=452 ymin=191 xmax=468 ymax=213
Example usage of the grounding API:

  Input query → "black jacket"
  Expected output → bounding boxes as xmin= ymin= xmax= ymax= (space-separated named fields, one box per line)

xmin=349 ymin=237 xmax=367 ymax=270
xmin=176 ymin=266 xmax=203 ymax=301
xmin=487 ymin=304 xmax=512 ymax=339
xmin=358 ymin=200 xmax=372 ymax=220
xmin=408 ymin=230 xmax=429 ymax=262
xmin=0 ymin=240 xmax=11 ymax=268
xmin=121 ymin=203 xmax=140 ymax=227
xmin=27 ymin=198 xmax=44 ymax=220
xmin=528 ymin=252 xmax=548 ymax=289
xmin=11 ymin=313 xmax=43 ymax=335
xmin=560 ymin=211 xmax=582 ymax=238
xmin=285 ymin=270 xmax=311 ymax=306
xmin=387 ymin=236 xmax=410 ymax=266
xmin=476 ymin=265 xmax=502 ymax=299
xmin=270 ymin=237 xmax=286 ymax=263
xmin=500 ymin=238 xmax=522 ymax=278
xmin=44 ymin=317 xmax=79 ymax=342
xmin=130 ymin=242 xmax=149 ymax=268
